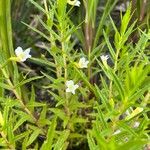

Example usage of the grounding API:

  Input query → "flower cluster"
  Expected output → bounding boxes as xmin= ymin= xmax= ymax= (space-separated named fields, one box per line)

xmin=66 ymin=57 xmax=89 ymax=94
xmin=13 ymin=46 xmax=109 ymax=96
xmin=66 ymin=55 xmax=110 ymax=95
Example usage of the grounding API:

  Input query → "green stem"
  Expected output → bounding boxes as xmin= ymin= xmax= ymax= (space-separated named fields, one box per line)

xmin=60 ymin=16 xmax=70 ymax=128
xmin=0 ymin=65 xmax=46 ymax=135
xmin=0 ymin=58 xmax=13 ymax=69
xmin=0 ymin=0 xmax=21 ymax=100
xmin=93 ymin=0 xmax=117 ymax=48
xmin=109 ymin=48 xmax=120 ymax=99
xmin=0 ymin=131 xmax=15 ymax=149
xmin=88 ymin=48 xmax=91 ymax=80
xmin=62 ymin=40 xmax=70 ymax=127
xmin=0 ymin=0 xmax=14 ymax=75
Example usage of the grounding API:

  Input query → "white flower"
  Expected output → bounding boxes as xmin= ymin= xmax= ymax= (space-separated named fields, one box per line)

xmin=100 ymin=55 xmax=109 ymax=68
xmin=74 ymin=0 xmax=80 ymax=6
xmin=100 ymin=55 xmax=109 ymax=62
xmin=66 ymin=80 xmax=79 ymax=94
xmin=133 ymin=122 xmax=140 ymax=128
xmin=113 ymin=129 xmax=121 ymax=135
xmin=67 ymin=0 xmax=81 ymax=7
xmin=78 ymin=57 xmax=89 ymax=68
xmin=15 ymin=46 xmax=31 ymax=62
xmin=115 ymin=1 xmax=130 ymax=12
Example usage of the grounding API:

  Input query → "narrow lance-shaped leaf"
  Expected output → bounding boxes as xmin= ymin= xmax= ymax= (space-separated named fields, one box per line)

xmin=40 ymin=117 xmax=57 ymax=150
xmin=87 ymin=133 xmax=97 ymax=150
xmin=53 ymin=130 xmax=70 ymax=150
xmin=27 ymin=128 xmax=41 ymax=146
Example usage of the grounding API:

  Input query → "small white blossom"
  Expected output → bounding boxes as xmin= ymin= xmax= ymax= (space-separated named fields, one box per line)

xmin=66 ymin=80 xmax=79 ymax=94
xmin=100 ymin=55 xmax=109 ymax=62
xmin=15 ymin=46 xmax=31 ymax=62
xmin=74 ymin=0 xmax=80 ymax=6
xmin=100 ymin=55 xmax=109 ymax=68
xmin=78 ymin=57 xmax=89 ymax=68
xmin=67 ymin=0 xmax=81 ymax=7
xmin=133 ymin=122 xmax=140 ymax=128
xmin=113 ymin=129 xmax=121 ymax=135
xmin=115 ymin=1 xmax=130 ymax=12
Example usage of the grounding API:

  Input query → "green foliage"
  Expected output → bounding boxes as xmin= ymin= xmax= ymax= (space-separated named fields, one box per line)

xmin=0 ymin=0 xmax=149 ymax=149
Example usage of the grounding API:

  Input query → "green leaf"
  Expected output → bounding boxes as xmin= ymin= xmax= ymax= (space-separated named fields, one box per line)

xmin=14 ymin=76 xmax=43 ymax=88
xmin=57 ymin=0 xmax=67 ymax=17
xmin=103 ymin=30 xmax=115 ymax=59
xmin=13 ymin=116 xmax=30 ymax=131
xmin=27 ymin=128 xmax=41 ymax=146
xmin=92 ymin=123 xmax=108 ymax=149
xmin=108 ymin=70 xmax=125 ymax=100
xmin=116 ymin=139 xmax=148 ymax=150
xmin=71 ymin=117 xmax=87 ymax=124
xmin=22 ymin=132 xmax=29 ymax=150
xmin=129 ymin=85 xmax=150 ymax=102
xmin=49 ymin=108 xmax=66 ymax=120
xmin=0 ymin=138 xmax=7 ymax=146
xmin=74 ymin=67 xmax=95 ymax=94
xmin=48 ymin=90 xmax=65 ymax=102
xmin=38 ymin=106 xmax=47 ymax=124
xmin=40 ymin=117 xmax=57 ymax=150
xmin=0 ymin=82 xmax=12 ymax=90
xmin=28 ymin=85 xmax=35 ymax=113
xmin=87 ymin=133 xmax=97 ymax=150
xmin=96 ymin=103 xmax=108 ymax=129
xmin=13 ymin=110 xmax=33 ymax=122
xmin=29 ymin=0 xmax=47 ymax=14
xmin=53 ymin=130 xmax=70 ymax=150
xmin=120 ymin=4 xmax=132 ymax=36
xmin=93 ymin=0 xmax=118 ymax=48
xmin=118 ymin=122 xmax=139 ymax=137
xmin=22 ymin=22 xmax=50 ymax=41
xmin=7 ymin=113 xmax=15 ymax=146
xmin=94 ymin=84 xmax=111 ymax=112
xmin=31 ymin=57 xmax=56 ymax=68
xmin=27 ymin=102 xmax=46 ymax=108
xmin=14 ymin=131 xmax=31 ymax=142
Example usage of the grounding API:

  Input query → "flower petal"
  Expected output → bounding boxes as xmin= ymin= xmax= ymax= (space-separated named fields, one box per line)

xmin=66 ymin=88 xmax=71 ymax=93
xmin=66 ymin=80 xmax=74 ymax=86
xmin=67 ymin=0 xmax=80 ymax=7
xmin=78 ymin=57 xmax=89 ymax=68
xmin=75 ymin=1 xmax=80 ymax=7
xmin=72 ymin=90 xmax=75 ymax=94
xmin=15 ymin=47 xmax=23 ymax=56
xmin=23 ymin=48 xmax=32 ymax=60
xmin=113 ymin=130 xmax=121 ymax=135
xmin=74 ymin=84 xmax=79 ymax=89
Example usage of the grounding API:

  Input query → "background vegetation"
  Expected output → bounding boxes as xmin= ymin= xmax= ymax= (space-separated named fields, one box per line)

xmin=0 ymin=0 xmax=149 ymax=149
